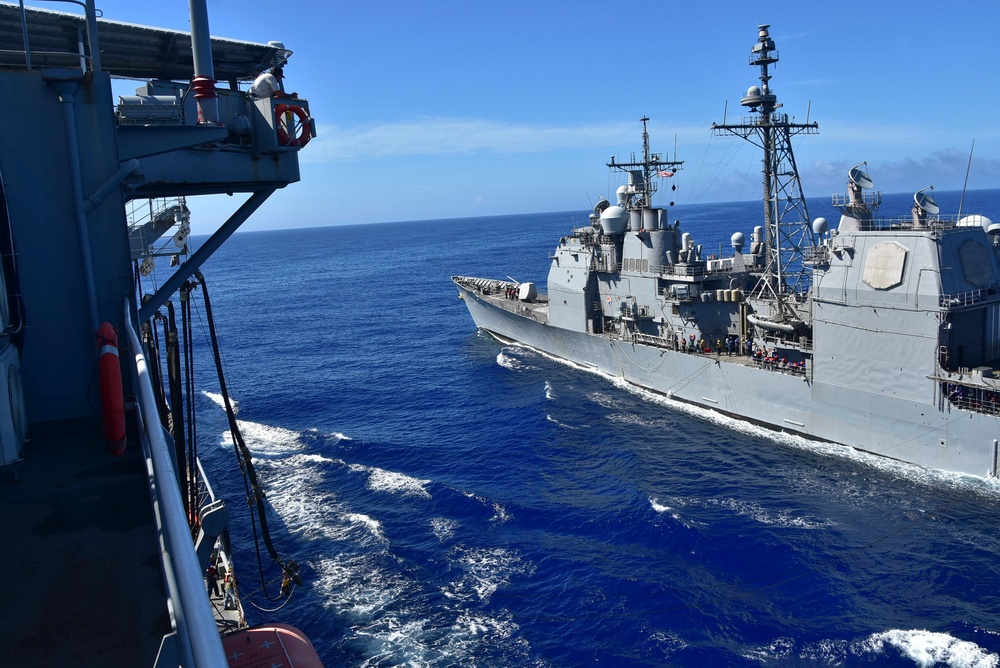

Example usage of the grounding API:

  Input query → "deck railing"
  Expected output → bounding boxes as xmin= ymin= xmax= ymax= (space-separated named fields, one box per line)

xmin=2 ymin=0 xmax=100 ymax=72
xmin=124 ymin=300 xmax=229 ymax=668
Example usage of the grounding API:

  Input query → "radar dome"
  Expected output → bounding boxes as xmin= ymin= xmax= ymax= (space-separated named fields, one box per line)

xmin=812 ymin=217 xmax=828 ymax=235
xmin=958 ymin=214 xmax=994 ymax=230
xmin=600 ymin=206 xmax=629 ymax=235
xmin=616 ymin=185 xmax=628 ymax=205
xmin=731 ymin=232 xmax=745 ymax=251
xmin=746 ymin=86 xmax=761 ymax=98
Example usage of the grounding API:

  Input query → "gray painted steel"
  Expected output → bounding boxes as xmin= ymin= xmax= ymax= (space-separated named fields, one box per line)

xmin=453 ymin=28 xmax=1000 ymax=480
xmin=0 ymin=1 xmax=313 ymax=664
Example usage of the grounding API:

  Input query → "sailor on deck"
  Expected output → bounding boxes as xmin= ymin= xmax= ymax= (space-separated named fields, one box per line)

xmin=223 ymin=567 xmax=238 ymax=610
xmin=250 ymin=66 xmax=297 ymax=99
xmin=205 ymin=562 xmax=220 ymax=597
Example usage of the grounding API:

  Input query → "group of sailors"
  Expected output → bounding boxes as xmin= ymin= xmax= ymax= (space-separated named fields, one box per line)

xmin=673 ymin=333 xmax=747 ymax=356
xmin=668 ymin=332 xmax=809 ymax=375
xmin=943 ymin=383 xmax=1000 ymax=415
xmin=752 ymin=347 xmax=808 ymax=374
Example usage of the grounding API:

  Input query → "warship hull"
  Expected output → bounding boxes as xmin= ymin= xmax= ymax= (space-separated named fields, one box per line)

xmin=455 ymin=281 xmax=999 ymax=479
xmin=453 ymin=26 xmax=1000 ymax=482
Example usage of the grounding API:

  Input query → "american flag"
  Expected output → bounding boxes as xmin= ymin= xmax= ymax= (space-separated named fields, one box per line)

xmin=657 ymin=170 xmax=674 ymax=178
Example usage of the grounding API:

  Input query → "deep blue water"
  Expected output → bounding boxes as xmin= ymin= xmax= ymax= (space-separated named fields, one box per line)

xmin=176 ymin=190 xmax=1000 ymax=667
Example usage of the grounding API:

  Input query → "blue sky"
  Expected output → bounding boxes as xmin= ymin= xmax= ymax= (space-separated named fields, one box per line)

xmin=49 ymin=1 xmax=1000 ymax=232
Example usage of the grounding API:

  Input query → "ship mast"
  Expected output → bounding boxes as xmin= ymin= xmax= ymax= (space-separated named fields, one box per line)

xmin=712 ymin=24 xmax=818 ymax=304
xmin=607 ymin=117 xmax=683 ymax=211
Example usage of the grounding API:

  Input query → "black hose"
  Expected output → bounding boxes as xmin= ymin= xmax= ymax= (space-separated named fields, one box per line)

xmin=165 ymin=301 xmax=188 ymax=514
xmin=195 ymin=270 xmax=302 ymax=596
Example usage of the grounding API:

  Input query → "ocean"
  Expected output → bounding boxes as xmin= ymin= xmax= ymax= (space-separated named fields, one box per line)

xmin=181 ymin=189 xmax=1000 ymax=667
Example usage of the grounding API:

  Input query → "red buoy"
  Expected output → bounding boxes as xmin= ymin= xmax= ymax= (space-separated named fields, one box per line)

xmin=96 ymin=322 xmax=126 ymax=456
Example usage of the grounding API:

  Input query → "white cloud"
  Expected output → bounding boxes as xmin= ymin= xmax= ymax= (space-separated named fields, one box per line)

xmin=301 ymin=118 xmax=703 ymax=162
xmin=804 ymin=150 xmax=1000 ymax=197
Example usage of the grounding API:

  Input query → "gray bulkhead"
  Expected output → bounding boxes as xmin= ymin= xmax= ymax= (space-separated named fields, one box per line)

xmin=547 ymin=233 xmax=597 ymax=332
xmin=937 ymin=228 xmax=1000 ymax=368
xmin=1 ymin=69 xmax=130 ymax=422
xmin=812 ymin=226 xmax=1000 ymax=402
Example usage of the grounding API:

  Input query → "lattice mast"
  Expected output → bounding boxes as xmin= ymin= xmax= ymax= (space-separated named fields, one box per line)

xmin=712 ymin=24 xmax=819 ymax=302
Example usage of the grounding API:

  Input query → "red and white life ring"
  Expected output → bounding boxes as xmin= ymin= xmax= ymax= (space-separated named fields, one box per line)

xmin=96 ymin=322 xmax=126 ymax=456
xmin=274 ymin=104 xmax=311 ymax=148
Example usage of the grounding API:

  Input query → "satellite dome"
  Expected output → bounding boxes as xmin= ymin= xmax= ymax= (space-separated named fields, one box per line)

xmin=600 ymin=206 xmax=629 ymax=235
xmin=731 ymin=232 xmax=745 ymax=251
xmin=812 ymin=217 xmax=828 ymax=235
xmin=616 ymin=185 xmax=628 ymax=205
xmin=958 ymin=214 xmax=994 ymax=230
xmin=746 ymin=86 xmax=761 ymax=98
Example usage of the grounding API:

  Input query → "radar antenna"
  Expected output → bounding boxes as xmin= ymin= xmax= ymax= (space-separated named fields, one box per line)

xmin=912 ymin=186 xmax=938 ymax=227
xmin=832 ymin=161 xmax=881 ymax=226
xmin=711 ymin=24 xmax=819 ymax=304
xmin=606 ymin=117 xmax=684 ymax=211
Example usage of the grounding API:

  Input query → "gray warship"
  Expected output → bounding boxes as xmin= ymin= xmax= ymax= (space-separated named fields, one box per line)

xmin=454 ymin=24 xmax=1000 ymax=479
xmin=0 ymin=1 xmax=320 ymax=665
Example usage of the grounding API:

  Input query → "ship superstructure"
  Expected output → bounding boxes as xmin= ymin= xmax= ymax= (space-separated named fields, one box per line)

xmin=454 ymin=24 xmax=1000 ymax=479
xmin=0 ymin=2 xmax=319 ymax=665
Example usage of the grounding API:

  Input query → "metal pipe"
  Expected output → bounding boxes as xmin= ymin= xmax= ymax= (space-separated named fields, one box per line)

xmin=82 ymin=159 xmax=140 ymax=214
xmin=83 ymin=0 xmax=100 ymax=71
xmin=52 ymin=80 xmax=99 ymax=333
xmin=124 ymin=300 xmax=228 ymax=667
xmin=18 ymin=1 xmax=31 ymax=69
xmin=138 ymin=189 xmax=275 ymax=322
xmin=993 ymin=439 xmax=998 ymax=478
xmin=188 ymin=0 xmax=219 ymax=124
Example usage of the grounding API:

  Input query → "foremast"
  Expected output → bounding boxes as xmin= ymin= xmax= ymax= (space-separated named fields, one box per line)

xmin=711 ymin=25 xmax=818 ymax=321
xmin=607 ymin=116 xmax=683 ymax=211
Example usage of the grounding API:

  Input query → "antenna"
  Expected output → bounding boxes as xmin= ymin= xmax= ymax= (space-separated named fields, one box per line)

xmin=711 ymin=24 xmax=819 ymax=300
xmin=914 ymin=187 xmax=939 ymax=215
xmin=958 ymin=138 xmax=975 ymax=219
xmin=848 ymin=163 xmax=874 ymax=189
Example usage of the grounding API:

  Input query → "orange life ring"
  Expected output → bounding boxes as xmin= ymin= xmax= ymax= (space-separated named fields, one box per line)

xmin=274 ymin=104 xmax=311 ymax=147
xmin=96 ymin=322 xmax=126 ymax=456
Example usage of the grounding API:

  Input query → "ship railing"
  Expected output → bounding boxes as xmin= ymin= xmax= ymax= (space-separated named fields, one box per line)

xmin=942 ymin=381 xmax=1000 ymax=416
xmin=851 ymin=214 xmax=966 ymax=231
xmin=1 ymin=0 xmax=100 ymax=72
xmin=652 ymin=263 xmax=705 ymax=278
xmin=712 ymin=113 xmax=818 ymax=131
xmin=831 ymin=192 xmax=881 ymax=209
xmin=750 ymin=354 xmax=808 ymax=376
xmin=939 ymin=288 xmax=997 ymax=309
xmin=123 ymin=300 xmax=230 ymax=668
xmin=493 ymin=296 xmax=545 ymax=322
xmin=633 ymin=332 xmax=673 ymax=349
xmin=802 ymin=246 xmax=830 ymax=265
xmin=127 ymin=197 xmax=190 ymax=260
xmin=126 ymin=197 xmax=185 ymax=231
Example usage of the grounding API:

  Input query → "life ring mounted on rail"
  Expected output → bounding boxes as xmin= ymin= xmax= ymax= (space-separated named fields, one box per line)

xmin=274 ymin=103 xmax=312 ymax=148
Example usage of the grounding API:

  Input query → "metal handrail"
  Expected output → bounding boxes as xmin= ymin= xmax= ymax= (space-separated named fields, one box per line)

xmin=124 ymin=300 xmax=229 ymax=668
xmin=12 ymin=0 xmax=99 ymax=71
